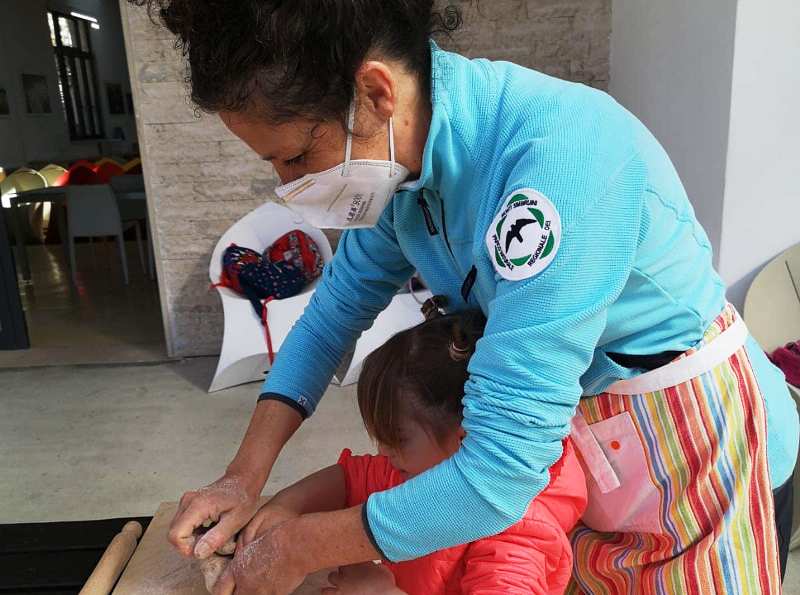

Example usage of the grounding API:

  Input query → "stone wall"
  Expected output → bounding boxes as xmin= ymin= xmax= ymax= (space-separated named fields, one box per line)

xmin=119 ymin=0 xmax=611 ymax=357
xmin=446 ymin=0 xmax=611 ymax=89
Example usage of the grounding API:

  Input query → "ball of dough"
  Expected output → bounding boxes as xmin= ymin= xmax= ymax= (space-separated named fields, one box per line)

xmin=200 ymin=554 xmax=229 ymax=593
xmin=216 ymin=539 xmax=237 ymax=556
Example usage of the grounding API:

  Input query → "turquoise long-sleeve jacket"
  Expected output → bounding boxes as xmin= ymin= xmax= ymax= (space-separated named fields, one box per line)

xmin=260 ymin=43 xmax=799 ymax=561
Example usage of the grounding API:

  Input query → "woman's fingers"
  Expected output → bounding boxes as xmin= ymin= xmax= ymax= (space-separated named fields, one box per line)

xmin=195 ymin=512 xmax=243 ymax=559
xmin=168 ymin=497 xmax=217 ymax=556
xmin=176 ymin=490 xmax=196 ymax=516
xmin=322 ymin=570 xmax=342 ymax=595
xmin=240 ymin=512 xmax=262 ymax=546
xmin=212 ymin=563 xmax=236 ymax=595
xmin=327 ymin=570 xmax=342 ymax=587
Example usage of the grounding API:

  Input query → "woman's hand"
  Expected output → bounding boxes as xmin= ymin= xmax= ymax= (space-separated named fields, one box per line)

xmin=239 ymin=501 xmax=300 ymax=546
xmin=168 ymin=473 xmax=261 ymax=559
xmin=168 ymin=400 xmax=305 ymax=559
xmin=322 ymin=562 xmax=405 ymax=595
xmin=213 ymin=520 xmax=308 ymax=595
xmin=213 ymin=507 xmax=383 ymax=594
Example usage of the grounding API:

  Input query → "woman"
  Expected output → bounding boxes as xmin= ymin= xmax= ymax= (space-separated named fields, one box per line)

xmin=138 ymin=2 xmax=798 ymax=593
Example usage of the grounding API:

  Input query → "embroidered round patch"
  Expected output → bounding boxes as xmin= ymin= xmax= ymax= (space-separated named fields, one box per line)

xmin=486 ymin=189 xmax=562 ymax=281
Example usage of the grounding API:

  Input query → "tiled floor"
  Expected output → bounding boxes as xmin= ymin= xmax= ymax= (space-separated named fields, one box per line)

xmin=0 ymin=357 xmax=371 ymax=523
xmin=0 ymin=242 xmax=167 ymax=368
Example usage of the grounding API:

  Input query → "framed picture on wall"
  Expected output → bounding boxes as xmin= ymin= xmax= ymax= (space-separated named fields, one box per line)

xmin=106 ymin=82 xmax=125 ymax=115
xmin=22 ymin=74 xmax=52 ymax=114
xmin=0 ymin=87 xmax=10 ymax=116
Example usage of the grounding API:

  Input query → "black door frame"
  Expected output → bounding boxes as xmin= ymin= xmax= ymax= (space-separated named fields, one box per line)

xmin=0 ymin=209 xmax=29 ymax=350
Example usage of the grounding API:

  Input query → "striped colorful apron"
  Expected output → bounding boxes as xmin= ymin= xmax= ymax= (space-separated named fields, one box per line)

xmin=567 ymin=305 xmax=781 ymax=594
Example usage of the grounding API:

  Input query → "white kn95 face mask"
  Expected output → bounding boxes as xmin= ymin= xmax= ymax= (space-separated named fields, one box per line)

xmin=274 ymin=100 xmax=410 ymax=229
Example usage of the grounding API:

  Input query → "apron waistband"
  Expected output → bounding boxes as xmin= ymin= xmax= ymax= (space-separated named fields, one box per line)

xmin=604 ymin=314 xmax=749 ymax=395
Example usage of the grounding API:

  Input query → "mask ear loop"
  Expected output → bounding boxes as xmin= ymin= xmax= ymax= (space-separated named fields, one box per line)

xmin=389 ymin=117 xmax=399 ymax=178
xmin=343 ymin=99 xmax=356 ymax=177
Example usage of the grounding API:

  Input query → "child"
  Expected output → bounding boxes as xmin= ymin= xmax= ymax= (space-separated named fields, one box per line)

xmin=247 ymin=303 xmax=587 ymax=594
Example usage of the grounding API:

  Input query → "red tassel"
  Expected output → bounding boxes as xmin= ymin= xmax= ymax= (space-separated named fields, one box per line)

xmin=261 ymin=297 xmax=276 ymax=365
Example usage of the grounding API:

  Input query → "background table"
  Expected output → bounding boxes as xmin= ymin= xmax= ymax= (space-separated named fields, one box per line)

xmin=0 ymin=516 xmax=152 ymax=594
xmin=6 ymin=187 xmax=148 ymax=282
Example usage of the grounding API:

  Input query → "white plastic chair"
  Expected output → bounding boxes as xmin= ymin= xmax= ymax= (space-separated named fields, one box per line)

xmin=208 ymin=202 xmax=431 ymax=393
xmin=744 ymin=242 xmax=800 ymax=550
xmin=66 ymin=185 xmax=129 ymax=286
xmin=111 ymin=176 xmax=153 ymax=278
xmin=209 ymin=202 xmax=334 ymax=392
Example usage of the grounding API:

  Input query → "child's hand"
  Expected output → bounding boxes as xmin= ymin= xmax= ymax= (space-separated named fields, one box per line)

xmin=239 ymin=501 xmax=299 ymax=546
xmin=322 ymin=562 xmax=404 ymax=594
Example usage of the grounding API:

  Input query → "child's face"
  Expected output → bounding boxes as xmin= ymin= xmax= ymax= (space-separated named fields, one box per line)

xmin=377 ymin=420 xmax=465 ymax=479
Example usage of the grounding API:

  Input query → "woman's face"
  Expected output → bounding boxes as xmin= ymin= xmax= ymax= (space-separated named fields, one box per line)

xmin=219 ymin=59 xmax=429 ymax=186
xmin=219 ymin=113 xmax=388 ymax=185
xmin=377 ymin=419 xmax=465 ymax=479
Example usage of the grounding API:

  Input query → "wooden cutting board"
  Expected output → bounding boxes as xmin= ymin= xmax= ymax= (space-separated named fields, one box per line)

xmin=113 ymin=502 xmax=330 ymax=594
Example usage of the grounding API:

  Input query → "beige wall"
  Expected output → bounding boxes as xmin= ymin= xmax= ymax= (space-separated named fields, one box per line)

xmin=448 ymin=0 xmax=610 ymax=89
xmin=120 ymin=0 xmax=611 ymax=357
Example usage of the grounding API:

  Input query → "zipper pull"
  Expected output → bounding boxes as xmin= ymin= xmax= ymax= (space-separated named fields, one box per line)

xmin=418 ymin=194 xmax=439 ymax=236
xmin=461 ymin=265 xmax=477 ymax=303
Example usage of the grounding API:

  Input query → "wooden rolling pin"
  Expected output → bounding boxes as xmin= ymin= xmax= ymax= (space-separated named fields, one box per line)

xmin=79 ymin=520 xmax=143 ymax=595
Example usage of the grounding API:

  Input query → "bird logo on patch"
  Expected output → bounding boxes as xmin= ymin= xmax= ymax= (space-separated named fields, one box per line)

xmin=486 ymin=189 xmax=561 ymax=281
xmin=504 ymin=218 xmax=537 ymax=252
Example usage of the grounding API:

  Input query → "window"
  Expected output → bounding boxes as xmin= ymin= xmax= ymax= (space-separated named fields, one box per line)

xmin=47 ymin=11 xmax=104 ymax=140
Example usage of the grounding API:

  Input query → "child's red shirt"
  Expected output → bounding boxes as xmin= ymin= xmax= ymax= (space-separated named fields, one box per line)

xmin=337 ymin=439 xmax=586 ymax=594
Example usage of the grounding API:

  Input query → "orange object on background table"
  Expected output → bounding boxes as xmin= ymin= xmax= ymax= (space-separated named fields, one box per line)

xmin=121 ymin=158 xmax=142 ymax=175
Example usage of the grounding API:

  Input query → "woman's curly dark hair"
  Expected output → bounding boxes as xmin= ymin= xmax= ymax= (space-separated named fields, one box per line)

xmin=128 ymin=1 xmax=462 ymax=123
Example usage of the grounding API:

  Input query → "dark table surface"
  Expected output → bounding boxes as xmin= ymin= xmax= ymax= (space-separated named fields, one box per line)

xmin=0 ymin=517 xmax=152 ymax=594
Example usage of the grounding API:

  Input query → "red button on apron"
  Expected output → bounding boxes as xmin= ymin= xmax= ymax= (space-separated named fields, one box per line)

xmin=610 ymin=440 xmax=621 ymax=450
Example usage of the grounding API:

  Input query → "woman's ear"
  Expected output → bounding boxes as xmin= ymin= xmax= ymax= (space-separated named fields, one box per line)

xmin=355 ymin=60 xmax=396 ymax=124
xmin=457 ymin=426 xmax=467 ymax=442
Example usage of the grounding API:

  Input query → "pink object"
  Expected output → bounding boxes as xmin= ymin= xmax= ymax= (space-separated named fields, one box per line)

xmin=769 ymin=341 xmax=800 ymax=387
xmin=338 ymin=439 xmax=587 ymax=595
xmin=572 ymin=411 xmax=662 ymax=533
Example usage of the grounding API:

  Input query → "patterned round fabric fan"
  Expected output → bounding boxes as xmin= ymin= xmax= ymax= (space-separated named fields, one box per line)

xmin=264 ymin=229 xmax=324 ymax=283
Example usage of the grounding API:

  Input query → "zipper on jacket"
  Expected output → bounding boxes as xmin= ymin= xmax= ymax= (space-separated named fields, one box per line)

xmin=461 ymin=265 xmax=478 ymax=303
xmin=437 ymin=192 xmax=484 ymax=307
xmin=418 ymin=194 xmax=439 ymax=236
xmin=439 ymin=197 xmax=461 ymax=274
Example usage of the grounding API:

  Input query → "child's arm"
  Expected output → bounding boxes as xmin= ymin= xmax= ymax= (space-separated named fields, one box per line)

xmin=269 ymin=464 xmax=348 ymax=514
xmin=243 ymin=449 xmax=394 ymax=544
xmin=242 ymin=464 xmax=347 ymax=543
xmin=460 ymin=440 xmax=586 ymax=594
xmin=322 ymin=562 xmax=408 ymax=595
xmin=459 ymin=519 xmax=571 ymax=595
